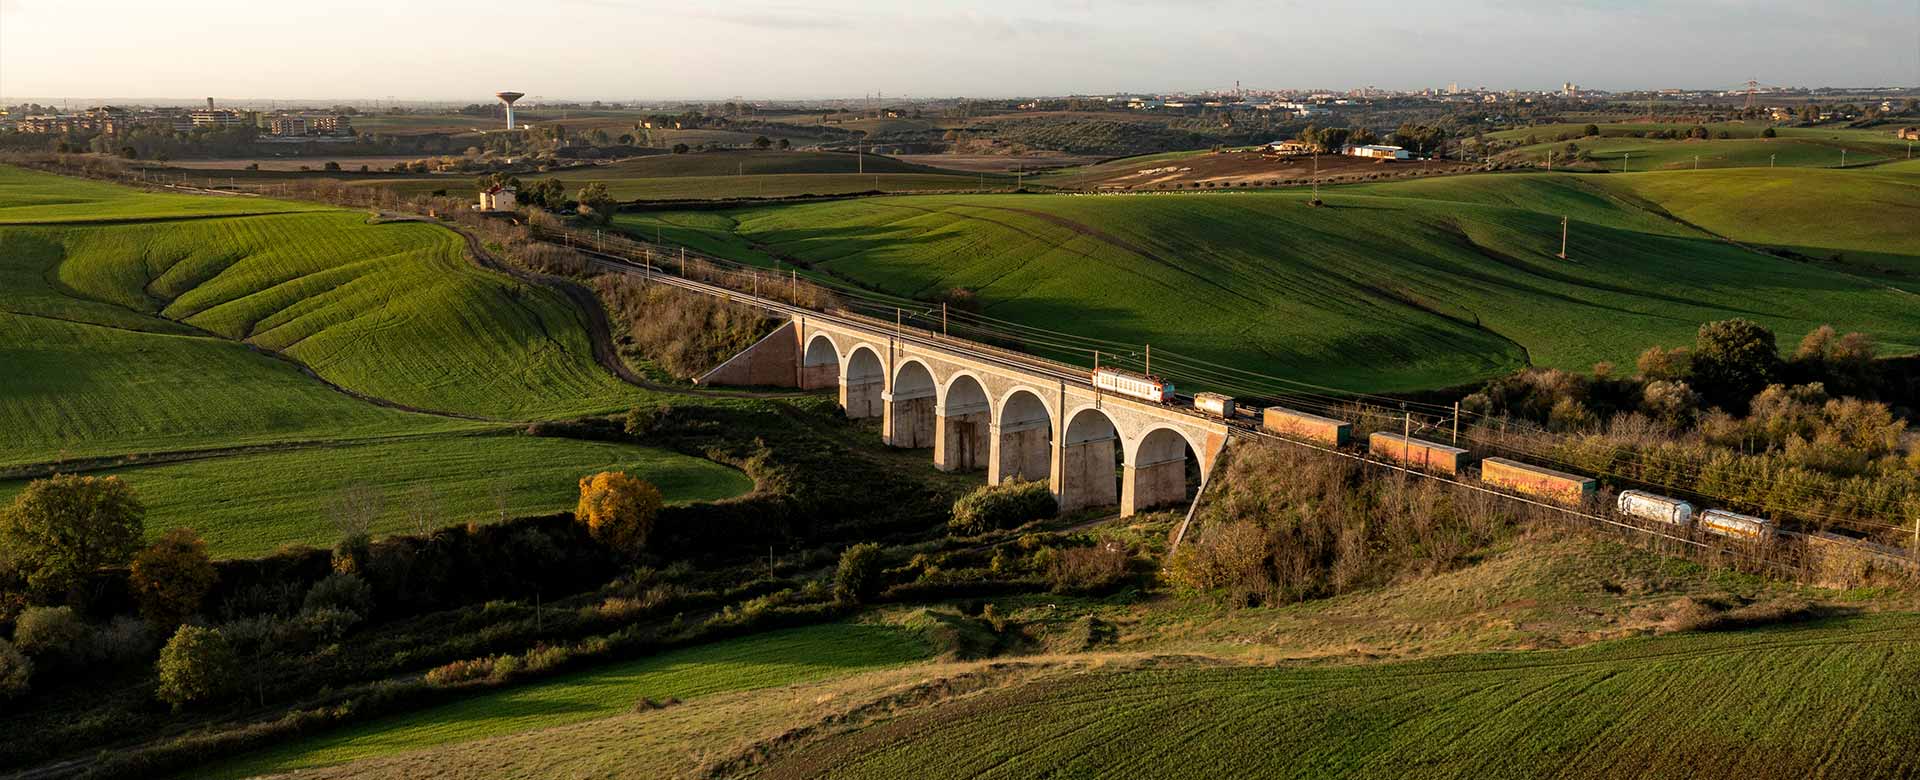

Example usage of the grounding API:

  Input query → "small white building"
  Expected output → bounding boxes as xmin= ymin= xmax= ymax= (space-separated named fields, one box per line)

xmin=1345 ymin=144 xmax=1410 ymax=160
xmin=478 ymin=184 xmax=517 ymax=211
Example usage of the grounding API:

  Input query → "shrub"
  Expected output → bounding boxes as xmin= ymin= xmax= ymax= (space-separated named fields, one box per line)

xmin=129 ymin=528 xmax=219 ymax=627
xmin=576 ymin=472 xmax=664 ymax=554
xmin=0 ymin=474 xmax=144 ymax=596
xmin=13 ymin=605 xmax=89 ymax=661
xmin=155 ymin=625 xmax=236 ymax=708
xmin=425 ymin=656 xmax=496 ymax=686
xmin=833 ymin=543 xmax=885 ymax=604
xmin=949 ymin=479 xmax=1057 ymax=536
xmin=302 ymin=573 xmax=373 ymax=618
xmin=1046 ymin=542 xmax=1131 ymax=594
xmin=0 ymin=638 xmax=29 ymax=699
xmin=88 ymin=616 xmax=156 ymax=666
xmin=298 ymin=606 xmax=363 ymax=642
xmin=1693 ymin=318 xmax=1780 ymax=411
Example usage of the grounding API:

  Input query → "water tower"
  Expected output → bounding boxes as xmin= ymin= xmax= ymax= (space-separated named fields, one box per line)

xmin=495 ymin=91 xmax=524 ymax=130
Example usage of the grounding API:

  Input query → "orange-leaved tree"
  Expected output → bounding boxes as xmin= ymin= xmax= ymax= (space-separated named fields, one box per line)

xmin=129 ymin=528 xmax=219 ymax=627
xmin=575 ymin=471 xmax=663 ymax=553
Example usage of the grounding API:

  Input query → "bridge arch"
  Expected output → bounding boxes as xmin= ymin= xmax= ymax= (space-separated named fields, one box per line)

xmin=1059 ymin=406 xmax=1122 ymax=513
xmin=800 ymin=333 xmax=840 ymax=390
xmin=885 ymin=358 xmax=938 ymax=448
xmin=842 ymin=344 xmax=885 ymax=419
xmin=935 ymin=372 xmax=991 ymax=471
xmin=991 ymin=387 xmax=1053 ymax=484
xmin=1124 ymin=425 xmax=1204 ymax=515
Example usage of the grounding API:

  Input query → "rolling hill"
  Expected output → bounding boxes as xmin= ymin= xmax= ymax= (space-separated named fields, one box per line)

xmin=613 ymin=168 xmax=1920 ymax=393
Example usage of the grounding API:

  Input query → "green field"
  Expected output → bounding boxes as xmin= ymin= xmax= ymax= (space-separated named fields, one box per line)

xmin=1492 ymin=121 xmax=1915 ymax=171
xmin=0 ymin=165 xmax=664 ymax=468
xmin=765 ymin=614 xmax=1920 ymax=780
xmin=0 ymin=433 xmax=751 ymax=557
xmin=614 ymin=168 xmax=1920 ymax=392
xmin=195 ymin=622 xmax=932 ymax=779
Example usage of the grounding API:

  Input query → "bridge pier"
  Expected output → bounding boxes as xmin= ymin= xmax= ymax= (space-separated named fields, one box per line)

xmin=935 ymin=402 xmax=990 ymax=471
xmin=842 ymin=378 xmax=883 ymax=419
xmin=1055 ymin=434 xmax=1119 ymax=513
xmin=990 ymin=420 xmax=1051 ymax=484
xmin=884 ymin=390 xmax=936 ymax=448
xmin=1122 ymin=454 xmax=1188 ymax=515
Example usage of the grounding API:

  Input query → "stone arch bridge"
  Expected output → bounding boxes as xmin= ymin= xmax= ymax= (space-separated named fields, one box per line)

xmin=700 ymin=312 xmax=1231 ymax=516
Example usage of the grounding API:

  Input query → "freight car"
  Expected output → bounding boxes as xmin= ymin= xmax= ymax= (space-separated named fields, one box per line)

xmin=1193 ymin=392 xmax=1235 ymax=418
xmin=1699 ymin=509 xmax=1773 ymax=541
xmin=1368 ymin=432 xmax=1471 ymax=475
xmin=1481 ymin=457 xmax=1596 ymax=506
xmin=1617 ymin=490 xmax=1695 ymax=526
xmin=1262 ymin=406 xmax=1351 ymax=446
xmin=1092 ymin=367 xmax=1175 ymax=403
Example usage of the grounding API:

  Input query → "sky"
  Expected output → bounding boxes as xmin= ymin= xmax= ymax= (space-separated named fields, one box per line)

xmin=2 ymin=0 xmax=1915 ymax=102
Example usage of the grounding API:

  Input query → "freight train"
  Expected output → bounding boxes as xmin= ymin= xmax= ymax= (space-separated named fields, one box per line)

xmin=1133 ymin=382 xmax=1783 ymax=545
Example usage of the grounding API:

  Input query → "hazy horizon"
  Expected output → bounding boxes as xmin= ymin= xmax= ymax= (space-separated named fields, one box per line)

xmin=3 ymin=0 xmax=1916 ymax=103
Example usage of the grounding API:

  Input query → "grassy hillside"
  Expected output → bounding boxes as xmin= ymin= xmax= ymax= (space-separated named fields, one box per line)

xmin=763 ymin=614 xmax=1920 ymax=780
xmin=0 ymin=165 xmax=659 ymax=469
xmin=195 ymin=622 xmax=931 ymax=779
xmin=0 ymin=433 xmax=752 ymax=557
xmin=619 ymin=169 xmax=1920 ymax=392
xmin=594 ymin=149 xmax=960 ymax=177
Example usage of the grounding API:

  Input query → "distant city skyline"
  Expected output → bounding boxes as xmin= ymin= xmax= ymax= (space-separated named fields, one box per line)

xmin=2 ymin=0 xmax=1915 ymax=102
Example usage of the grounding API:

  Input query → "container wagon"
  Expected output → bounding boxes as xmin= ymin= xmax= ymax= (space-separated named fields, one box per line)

xmin=1617 ymin=490 xmax=1694 ymax=526
xmin=1481 ymin=457 xmax=1597 ymax=506
xmin=1092 ymin=367 xmax=1175 ymax=404
xmin=1699 ymin=509 xmax=1772 ymax=541
xmin=1262 ymin=406 xmax=1351 ymax=447
xmin=1368 ymin=432 xmax=1470 ymax=475
xmin=1193 ymin=392 xmax=1235 ymax=418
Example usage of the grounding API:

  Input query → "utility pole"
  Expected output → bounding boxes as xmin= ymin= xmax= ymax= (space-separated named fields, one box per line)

xmin=1558 ymin=215 xmax=1569 ymax=260
xmin=1311 ymin=153 xmax=1320 ymax=200
xmin=1770 ymin=153 xmax=1776 ymax=168
xmin=1840 ymin=149 xmax=1847 ymax=168
xmin=1145 ymin=343 xmax=1151 ymax=376
xmin=1452 ymin=401 xmax=1461 ymax=445
xmin=1694 ymin=155 xmax=1699 ymax=170
xmin=679 ymin=246 xmax=686 ymax=277
xmin=1623 ymin=152 xmax=1630 ymax=173
xmin=1546 ymin=151 xmax=1553 ymax=171
xmin=941 ymin=302 xmax=948 ymax=336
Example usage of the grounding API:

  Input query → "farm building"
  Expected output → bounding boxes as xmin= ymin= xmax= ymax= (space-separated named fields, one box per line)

xmin=477 ymin=184 xmax=517 ymax=211
xmin=1265 ymin=140 xmax=1317 ymax=156
xmin=1345 ymin=144 xmax=1410 ymax=160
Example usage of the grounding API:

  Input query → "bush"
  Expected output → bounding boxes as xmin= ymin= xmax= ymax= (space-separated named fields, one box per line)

xmin=1046 ymin=542 xmax=1131 ymax=594
xmin=833 ymin=543 xmax=885 ymax=604
xmin=13 ymin=605 xmax=89 ymax=661
xmin=88 ymin=616 xmax=156 ymax=666
xmin=0 ymin=638 xmax=29 ymax=699
xmin=155 ymin=625 xmax=236 ymax=708
xmin=949 ymin=479 xmax=1057 ymax=536
xmin=297 ymin=606 xmax=364 ymax=643
xmin=576 ymin=472 xmax=664 ymax=554
xmin=425 ymin=656 xmax=496 ymax=686
xmin=302 ymin=573 xmax=373 ymax=618
xmin=129 ymin=527 xmax=219 ymax=627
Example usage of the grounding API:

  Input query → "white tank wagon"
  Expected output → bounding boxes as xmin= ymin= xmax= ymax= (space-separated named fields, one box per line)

xmin=1616 ymin=490 xmax=1695 ymax=527
xmin=1699 ymin=509 xmax=1773 ymax=541
xmin=1193 ymin=392 xmax=1235 ymax=418
xmin=1092 ymin=367 xmax=1175 ymax=404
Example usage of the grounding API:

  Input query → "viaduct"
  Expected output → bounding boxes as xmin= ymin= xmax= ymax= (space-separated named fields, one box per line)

xmin=540 ymin=230 xmax=1242 ymax=518
xmin=697 ymin=313 xmax=1231 ymax=516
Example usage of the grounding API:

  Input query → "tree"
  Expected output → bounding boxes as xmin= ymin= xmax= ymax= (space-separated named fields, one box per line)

xmin=0 ymin=475 xmax=144 ymax=597
xmin=1761 ymin=126 xmax=1777 ymax=138
xmin=576 ymin=182 xmax=617 ymax=224
xmin=322 ymin=161 xmax=341 ymax=171
xmin=154 ymin=625 xmax=236 ymax=709
xmin=751 ymin=135 xmax=772 ymax=150
xmin=574 ymin=472 xmax=663 ymax=553
xmin=0 ymin=639 xmax=28 ymax=699
xmin=129 ymin=528 xmax=218 ymax=627
xmin=776 ymin=138 xmax=791 ymax=151
xmin=12 ymin=606 xmax=87 ymax=660
xmin=671 ymin=143 xmax=690 ymax=154
xmin=1582 ymin=123 xmax=1601 ymax=138
xmin=1693 ymin=319 xmax=1780 ymax=410
xmin=833 ymin=543 xmax=885 ymax=603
